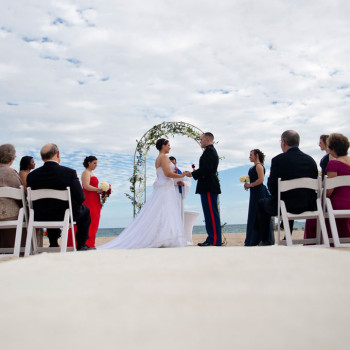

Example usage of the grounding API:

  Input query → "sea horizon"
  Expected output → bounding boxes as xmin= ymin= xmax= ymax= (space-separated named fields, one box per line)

xmin=97 ymin=221 xmax=306 ymax=237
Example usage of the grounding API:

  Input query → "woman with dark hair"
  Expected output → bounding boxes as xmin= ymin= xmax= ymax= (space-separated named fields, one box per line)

xmin=19 ymin=156 xmax=35 ymax=190
xmin=98 ymin=139 xmax=190 ymax=249
xmin=319 ymin=134 xmax=330 ymax=177
xmin=243 ymin=149 xmax=274 ymax=246
xmin=81 ymin=156 xmax=102 ymax=248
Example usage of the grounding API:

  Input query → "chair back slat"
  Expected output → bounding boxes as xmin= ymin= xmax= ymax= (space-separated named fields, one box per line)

xmin=324 ymin=175 xmax=350 ymax=190
xmin=28 ymin=188 xmax=69 ymax=202
xmin=278 ymin=177 xmax=319 ymax=192
xmin=0 ymin=187 xmax=23 ymax=200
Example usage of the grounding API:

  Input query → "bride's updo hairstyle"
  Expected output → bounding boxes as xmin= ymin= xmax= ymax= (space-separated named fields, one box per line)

xmin=251 ymin=149 xmax=265 ymax=164
xmin=83 ymin=155 xmax=98 ymax=168
xmin=156 ymin=138 xmax=169 ymax=151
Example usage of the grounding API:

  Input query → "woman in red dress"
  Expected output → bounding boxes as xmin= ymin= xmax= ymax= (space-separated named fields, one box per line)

xmin=81 ymin=156 xmax=102 ymax=248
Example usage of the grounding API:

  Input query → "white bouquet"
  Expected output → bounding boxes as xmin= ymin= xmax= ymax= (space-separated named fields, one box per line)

xmin=240 ymin=175 xmax=250 ymax=183
xmin=99 ymin=181 xmax=110 ymax=192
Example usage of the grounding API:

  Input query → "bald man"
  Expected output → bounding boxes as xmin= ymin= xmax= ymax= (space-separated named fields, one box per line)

xmin=27 ymin=144 xmax=92 ymax=250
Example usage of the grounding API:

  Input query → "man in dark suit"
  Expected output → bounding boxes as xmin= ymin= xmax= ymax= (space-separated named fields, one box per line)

xmin=255 ymin=130 xmax=318 ymax=245
xmin=188 ymin=132 xmax=222 ymax=246
xmin=27 ymin=144 xmax=92 ymax=250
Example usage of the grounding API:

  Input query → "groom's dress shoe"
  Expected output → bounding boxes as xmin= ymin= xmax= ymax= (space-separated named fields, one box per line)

xmin=198 ymin=242 xmax=212 ymax=247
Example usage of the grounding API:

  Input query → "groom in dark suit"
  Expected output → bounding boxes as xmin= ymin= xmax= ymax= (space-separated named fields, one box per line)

xmin=27 ymin=144 xmax=92 ymax=250
xmin=188 ymin=132 xmax=222 ymax=246
xmin=255 ymin=130 xmax=318 ymax=245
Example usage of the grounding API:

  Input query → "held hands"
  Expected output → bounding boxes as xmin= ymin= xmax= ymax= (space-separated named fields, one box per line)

xmin=182 ymin=171 xmax=192 ymax=177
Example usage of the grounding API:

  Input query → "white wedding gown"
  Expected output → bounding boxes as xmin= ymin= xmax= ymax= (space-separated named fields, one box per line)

xmin=97 ymin=165 xmax=187 ymax=249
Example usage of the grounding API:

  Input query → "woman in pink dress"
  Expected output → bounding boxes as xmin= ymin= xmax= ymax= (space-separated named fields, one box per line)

xmin=324 ymin=133 xmax=350 ymax=238
xmin=81 ymin=156 xmax=102 ymax=248
xmin=304 ymin=133 xmax=350 ymax=242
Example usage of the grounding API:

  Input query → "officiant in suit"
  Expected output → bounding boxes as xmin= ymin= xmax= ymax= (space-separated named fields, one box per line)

xmin=188 ymin=132 xmax=222 ymax=246
xmin=27 ymin=144 xmax=92 ymax=250
xmin=254 ymin=130 xmax=318 ymax=245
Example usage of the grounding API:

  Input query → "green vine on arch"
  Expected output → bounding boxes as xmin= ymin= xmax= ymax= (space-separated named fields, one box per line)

xmin=125 ymin=121 xmax=204 ymax=217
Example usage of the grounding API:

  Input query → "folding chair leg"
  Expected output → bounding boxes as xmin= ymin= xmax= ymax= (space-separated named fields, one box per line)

xmin=25 ymin=213 xmax=35 ymax=257
xmin=317 ymin=200 xmax=330 ymax=247
xmin=281 ymin=202 xmax=293 ymax=246
xmin=327 ymin=202 xmax=342 ymax=247
xmin=13 ymin=209 xmax=24 ymax=257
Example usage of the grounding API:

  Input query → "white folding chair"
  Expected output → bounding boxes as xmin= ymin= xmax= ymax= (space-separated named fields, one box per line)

xmin=322 ymin=175 xmax=350 ymax=247
xmin=277 ymin=177 xmax=330 ymax=247
xmin=24 ymin=187 xmax=76 ymax=256
xmin=0 ymin=186 xmax=28 ymax=258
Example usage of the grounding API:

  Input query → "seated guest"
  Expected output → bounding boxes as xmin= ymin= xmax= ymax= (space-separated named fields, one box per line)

xmin=0 ymin=144 xmax=23 ymax=249
xmin=19 ymin=156 xmax=36 ymax=191
xmin=319 ymin=134 xmax=331 ymax=178
xmin=27 ymin=144 xmax=93 ymax=251
xmin=324 ymin=133 xmax=350 ymax=238
xmin=254 ymin=130 xmax=318 ymax=245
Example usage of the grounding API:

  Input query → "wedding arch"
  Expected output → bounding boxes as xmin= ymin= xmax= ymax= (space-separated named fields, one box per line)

xmin=125 ymin=121 xmax=204 ymax=217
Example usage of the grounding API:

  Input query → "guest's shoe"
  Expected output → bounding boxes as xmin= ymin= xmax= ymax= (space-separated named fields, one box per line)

xmin=77 ymin=245 xmax=95 ymax=251
xmin=258 ymin=241 xmax=272 ymax=246
xmin=49 ymin=243 xmax=59 ymax=248
xmin=198 ymin=242 xmax=212 ymax=247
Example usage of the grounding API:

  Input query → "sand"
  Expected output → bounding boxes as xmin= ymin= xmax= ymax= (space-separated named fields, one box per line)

xmin=1 ymin=230 xmax=350 ymax=349
xmin=94 ymin=230 xmax=305 ymax=247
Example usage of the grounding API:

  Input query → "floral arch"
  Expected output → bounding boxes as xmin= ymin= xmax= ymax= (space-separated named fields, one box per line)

xmin=125 ymin=121 xmax=204 ymax=217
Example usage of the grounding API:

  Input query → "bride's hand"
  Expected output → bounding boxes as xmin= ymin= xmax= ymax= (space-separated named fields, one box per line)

xmin=183 ymin=171 xmax=191 ymax=177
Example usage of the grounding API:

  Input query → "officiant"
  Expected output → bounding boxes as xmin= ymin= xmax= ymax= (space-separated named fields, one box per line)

xmin=169 ymin=156 xmax=191 ymax=224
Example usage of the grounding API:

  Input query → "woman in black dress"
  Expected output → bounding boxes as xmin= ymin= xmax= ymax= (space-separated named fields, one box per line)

xmin=244 ymin=149 xmax=274 ymax=246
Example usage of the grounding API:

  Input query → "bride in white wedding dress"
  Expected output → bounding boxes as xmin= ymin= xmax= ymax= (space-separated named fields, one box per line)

xmin=98 ymin=138 xmax=190 ymax=250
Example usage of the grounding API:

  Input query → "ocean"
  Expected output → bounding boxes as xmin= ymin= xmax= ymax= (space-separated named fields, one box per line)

xmin=97 ymin=221 xmax=306 ymax=237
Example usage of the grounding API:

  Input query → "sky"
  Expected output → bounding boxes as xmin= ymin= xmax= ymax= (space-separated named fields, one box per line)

xmin=1 ymin=0 xmax=350 ymax=227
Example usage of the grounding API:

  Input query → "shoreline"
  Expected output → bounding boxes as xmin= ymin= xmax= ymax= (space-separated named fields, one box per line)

xmin=93 ymin=230 xmax=305 ymax=247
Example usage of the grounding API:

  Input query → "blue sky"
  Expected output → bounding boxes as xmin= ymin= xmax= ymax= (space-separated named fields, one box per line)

xmin=1 ymin=0 xmax=350 ymax=227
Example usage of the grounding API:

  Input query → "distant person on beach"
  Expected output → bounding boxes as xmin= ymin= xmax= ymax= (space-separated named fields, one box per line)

xmin=0 ymin=144 xmax=24 ymax=249
xmin=98 ymin=139 xmax=190 ymax=249
xmin=187 ymin=132 xmax=222 ymax=246
xmin=19 ymin=156 xmax=35 ymax=191
xmin=27 ymin=144 xmax=93 ymax=251
xmin=254 ymin=130 xmax=318 ymax=245
xmin=243 ymin=149 xmax=274 ymax=246
xmin=81 ymin=156 xmax=102 ymax=248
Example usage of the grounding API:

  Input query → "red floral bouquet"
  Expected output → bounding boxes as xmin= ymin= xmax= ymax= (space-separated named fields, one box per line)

xmin=192 ymin=164 xmax=196 ymax=170
xmin=99 ymin=182 xmax=112 ymax=207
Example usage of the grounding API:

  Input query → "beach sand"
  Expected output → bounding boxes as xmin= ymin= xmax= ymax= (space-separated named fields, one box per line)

xmin=1 ymin=239 xmax=350 ymax=350
xmin=94 ymin=230 xmax=305 ymax=247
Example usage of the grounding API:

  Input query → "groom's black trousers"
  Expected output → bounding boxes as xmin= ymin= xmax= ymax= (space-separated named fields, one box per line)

xmin=201 ymin=192 xmax=222 ymax=246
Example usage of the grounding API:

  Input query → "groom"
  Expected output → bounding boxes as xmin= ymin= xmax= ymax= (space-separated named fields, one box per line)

xmin=188 ymin=132 xmax=222 ymax=246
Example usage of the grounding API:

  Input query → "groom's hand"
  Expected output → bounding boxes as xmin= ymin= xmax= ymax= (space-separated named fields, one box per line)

xmin=183 ymin=171 xmax=192 ymax=177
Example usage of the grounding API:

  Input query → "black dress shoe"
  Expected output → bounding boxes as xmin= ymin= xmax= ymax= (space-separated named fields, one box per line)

xmin=198 ymin=242 xmax=212 ymax=247
xmin=258 ymin=241 xmax=272 ymax=246
xmin=77 ymin=245 xmax=95 ymax=251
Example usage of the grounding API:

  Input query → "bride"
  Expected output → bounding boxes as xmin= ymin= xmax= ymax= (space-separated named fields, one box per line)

xmin=98 ymin=138 xmax=190 ymax=249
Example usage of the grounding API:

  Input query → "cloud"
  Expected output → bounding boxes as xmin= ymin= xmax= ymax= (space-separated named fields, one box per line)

xmin=1 ymin=0 xmax=350 ymax=226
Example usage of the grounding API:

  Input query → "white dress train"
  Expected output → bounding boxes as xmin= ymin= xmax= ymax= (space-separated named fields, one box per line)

xmin=97 ymin=166 xmax=187 ymax=249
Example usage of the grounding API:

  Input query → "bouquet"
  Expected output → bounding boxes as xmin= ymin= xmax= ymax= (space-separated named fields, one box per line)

xmin=240 ymin=175 xmax=250 ymax=183
xmin=192 ymin=164 xmax=196 ymax=170
xmin=99 ymin=181 xmax=112 ymax=207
